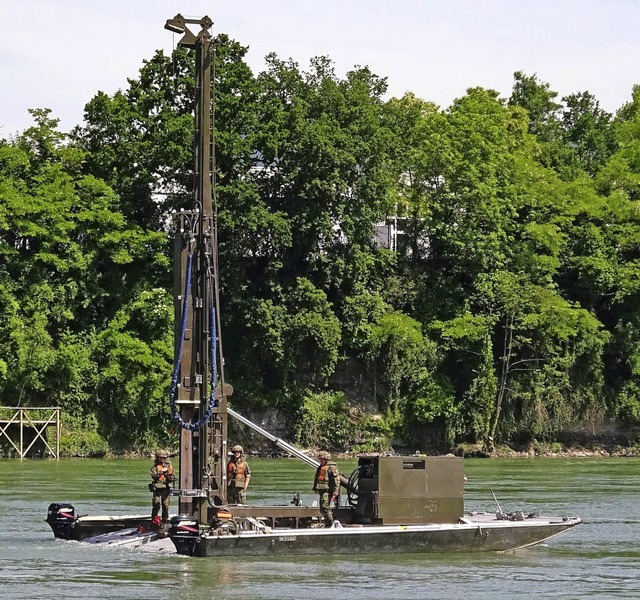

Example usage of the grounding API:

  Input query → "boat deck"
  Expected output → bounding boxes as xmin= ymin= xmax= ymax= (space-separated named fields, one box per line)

xmin=77 ymin=510 xmax=582 ymax=556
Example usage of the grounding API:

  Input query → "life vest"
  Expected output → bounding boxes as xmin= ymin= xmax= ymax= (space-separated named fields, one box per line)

xmin=157 ymin=463 xmax=174 ymax=478
xmin=216 ymin=509 xmax=234 ymax=521
xmin=315 ymin=464 xmax=330 ymax=492
xmin=152 ymin=461 xmax=174 ymax=489
xmin=227 ymin=459 xmax=247 ymax=486
xmin=212 ymin=508 xmax=237 ymax=534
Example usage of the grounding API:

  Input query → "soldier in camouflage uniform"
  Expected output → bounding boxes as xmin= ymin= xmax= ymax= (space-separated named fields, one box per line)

xmin=227 ymin=444 xmax=251 ymax=504
xmin=313 ymin=451 xmax=340 ymax=527
xmin=150 ymin=450 xmax=175 ymax=527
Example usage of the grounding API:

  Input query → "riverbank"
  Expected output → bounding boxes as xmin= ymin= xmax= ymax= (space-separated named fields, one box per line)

xmin=460 ymin=443 xmax=640 ymax=459
xmin=251 ymin=438 xmax=640 ymax=461
xmin=5 ymin=422 xmax=640 ymax=459
xmin=6 ymin=442 xmax=640 ymax=460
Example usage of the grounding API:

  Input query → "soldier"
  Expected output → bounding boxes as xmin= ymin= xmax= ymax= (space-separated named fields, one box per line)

xmin=313 ymin=451 xmax=340 ymax=527
xmin=227 ymin=444 xmax=251 ymax=504
xmin=150 ymin=449 xmax=175 ymax=528
xmin=210 ymin=507 xmax=238 ymax=535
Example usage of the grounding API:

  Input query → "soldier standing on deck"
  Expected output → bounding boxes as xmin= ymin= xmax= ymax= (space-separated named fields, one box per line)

xmin=227 ymin=444 xmax=251 ymax=504
xmin=313 ymin=451 xmax=340 ymax=527
xmin=150 ymin=450 xmax=175 ymax=528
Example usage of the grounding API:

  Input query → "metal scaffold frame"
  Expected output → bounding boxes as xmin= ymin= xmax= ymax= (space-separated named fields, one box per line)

xmin=0 ymin=407 xmax=60 ymax=459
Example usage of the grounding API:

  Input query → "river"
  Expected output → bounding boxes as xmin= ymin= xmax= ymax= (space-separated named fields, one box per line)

xmin=1 ymin=456 xmax=638 ymax=599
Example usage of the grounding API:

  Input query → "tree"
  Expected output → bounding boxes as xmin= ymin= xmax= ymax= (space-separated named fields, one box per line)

xmin=438 ymin=272 xmax=607 ymax=450
xmin=509 ymin=71 xmax=578 ymax=179
xmin=509 ymin=71 xmax=562 ymax=142
xmin=384 ymin=92 xmax=449 ymax=262
xmin=75 ymin=49 xmax=195 ymax=230
xmin=222 ymin=53 xmax=396 ymax=405
xmin=419 ymin=87 xmax=526 ymax=316
xmin=561 ymin=91 xmax=617 ymax=175
xmin=92 ymin=288 xmax=173 ymax=448
xmin=0 ymin=110 xmax=170 ymax=450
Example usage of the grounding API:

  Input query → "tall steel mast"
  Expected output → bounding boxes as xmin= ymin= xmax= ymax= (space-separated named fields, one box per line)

xmin=165 ymin=13 xmax=229 ymax=523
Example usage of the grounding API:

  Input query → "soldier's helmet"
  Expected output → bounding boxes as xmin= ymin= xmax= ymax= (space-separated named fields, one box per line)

xmin=155 ymin=449 xmax=169 ymax=459
xmin=232 ymin=444 xmax=244 ymax=454
xmin=318 ymin=451 xmax=331 ymax=460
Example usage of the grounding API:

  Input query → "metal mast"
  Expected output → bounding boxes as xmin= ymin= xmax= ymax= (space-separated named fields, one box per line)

xmin=165 ymin=13 xmax=229 ymax=523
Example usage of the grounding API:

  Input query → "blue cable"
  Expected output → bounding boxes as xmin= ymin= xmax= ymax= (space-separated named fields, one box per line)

xmin=169 ymin=252 xmax=218 ymax=431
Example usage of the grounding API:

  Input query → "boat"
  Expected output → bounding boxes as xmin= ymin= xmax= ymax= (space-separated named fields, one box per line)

xmin=46 ymin=503 xmax=151 ymax=541
xmin=170 ymin=515 xmax=582 ymax=558
xmin=45 ymin=12 xmax=582 ymax=556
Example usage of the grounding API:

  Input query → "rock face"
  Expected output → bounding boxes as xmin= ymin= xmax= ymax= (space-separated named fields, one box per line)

xmin=227 ymin=409 xmax=291 ymax=456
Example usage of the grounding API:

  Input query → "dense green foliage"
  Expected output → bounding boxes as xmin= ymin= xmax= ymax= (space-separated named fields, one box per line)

xmin=2 ymin=37 xmax=640 ymax=454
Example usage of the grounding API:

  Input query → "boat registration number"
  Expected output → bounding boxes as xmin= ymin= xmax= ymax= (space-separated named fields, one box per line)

xmin=277 ymin=536 xmax=296 ymax=542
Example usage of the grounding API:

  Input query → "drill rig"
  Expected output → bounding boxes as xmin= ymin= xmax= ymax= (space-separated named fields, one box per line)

xmin=165 ymin=13 xmax=230 ymax=523
xmin=45 ymin=13 xmax=583 ymax=557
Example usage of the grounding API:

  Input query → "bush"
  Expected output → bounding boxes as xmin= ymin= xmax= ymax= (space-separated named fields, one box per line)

xmin=59 ymin=430 xmax=109 ymax=457
xmin=57 ymin=413 xmax=109 ymax=457
xmin=293 ymin=390 xmax=355 ymax=451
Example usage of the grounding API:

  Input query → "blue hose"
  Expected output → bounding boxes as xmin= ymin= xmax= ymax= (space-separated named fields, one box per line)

xmin=169 ymin=252 xmax=218 ymax=431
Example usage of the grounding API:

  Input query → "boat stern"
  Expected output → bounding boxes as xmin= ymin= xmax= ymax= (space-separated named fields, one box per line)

xmin=169 ymin=514 xmax=202 ymax=556
xmin=46 ymin=503 xmax=77 ymax=539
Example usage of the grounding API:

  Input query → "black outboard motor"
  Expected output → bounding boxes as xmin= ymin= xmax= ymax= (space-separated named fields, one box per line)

xmin=46 ymin=503 xmax=77 ymax=539
xmin=169 ymin=514 xmax=201 ymax=556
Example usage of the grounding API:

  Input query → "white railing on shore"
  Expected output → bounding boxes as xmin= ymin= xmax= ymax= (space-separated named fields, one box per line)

xmin=0 ymin=406 xmax=60 ymax=459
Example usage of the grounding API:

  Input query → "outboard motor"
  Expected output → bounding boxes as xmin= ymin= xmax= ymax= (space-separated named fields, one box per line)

xmin=46 ymin=503 xmax=77 ymax=539
xmin=169 ymin=514 xmax=201 ymax=556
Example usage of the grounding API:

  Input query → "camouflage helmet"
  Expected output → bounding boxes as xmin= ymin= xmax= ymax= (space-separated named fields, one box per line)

xmin=318 ymin=451 xmax=331 ymax=460
xmin=232 ymin=444 xmax=244 ymax=454
xmin=155 ymin=449 xmax=169 ymax=459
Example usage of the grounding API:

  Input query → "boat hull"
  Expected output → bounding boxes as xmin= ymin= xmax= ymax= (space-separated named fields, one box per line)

xmin=46 ymin=503 xmax=152 ymax=541
xmin=173 ymin=515 xmax=583 ymax=557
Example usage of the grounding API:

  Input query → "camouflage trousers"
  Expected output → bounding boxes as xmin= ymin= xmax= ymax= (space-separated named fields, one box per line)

xmin=227 ymin=485 xmax=246 ymax=505
xmin=318 ymin=491 xmax=333 ymax=526
xmin=151 ymin=488 xmax=172 ymax=523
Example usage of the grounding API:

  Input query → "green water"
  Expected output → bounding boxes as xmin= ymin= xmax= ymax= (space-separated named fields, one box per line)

xmin=1 ymin=456 xmax=639 ymax=599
